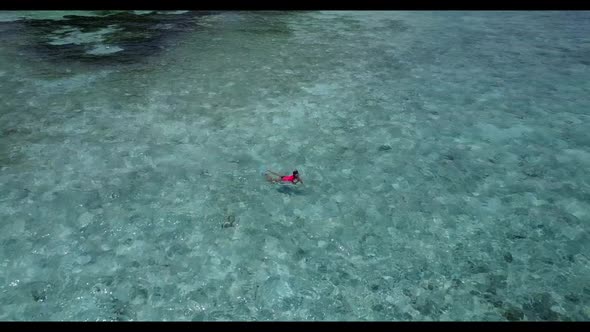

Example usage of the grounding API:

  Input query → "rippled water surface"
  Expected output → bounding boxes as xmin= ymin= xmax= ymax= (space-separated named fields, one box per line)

xmin=0 ymin=11 xmax=589 ymax=321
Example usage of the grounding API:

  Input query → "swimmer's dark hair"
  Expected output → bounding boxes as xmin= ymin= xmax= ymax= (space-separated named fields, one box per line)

xmin=293 ymin=170 xmax=299 ymax=176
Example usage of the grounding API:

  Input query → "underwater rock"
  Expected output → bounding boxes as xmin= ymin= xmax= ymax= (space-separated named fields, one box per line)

xmin=502 ymin=305 xmax=524 ymax=321
xmin=221 ymin=213 xmax=236 ymax=228
xmin=20 ymin=10 xmax=202 ymax=65
xmin=508 ymin=234 xmax=527 ymax=240
xmin=28 ymin=281 xmax=54 ymax=303
xmin=293 ymin=247 xmax=307 ymax=261
xmin=564 ymin=293 xmax=579 ymax=304
xmin=111 ymin=298 xmax=134 ymax=321
xmin=372 ymin=303 xmax=385 ymax=312
xmin=522 ymin=292 xmax=562 ymax=320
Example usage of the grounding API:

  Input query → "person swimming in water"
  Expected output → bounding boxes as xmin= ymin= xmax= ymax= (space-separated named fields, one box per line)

xmin=265 ymin=169 xmax=304 ymax=185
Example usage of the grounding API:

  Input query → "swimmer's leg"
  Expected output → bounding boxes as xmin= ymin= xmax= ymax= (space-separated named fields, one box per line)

xmin=266 ymin=170 xmax=283 ymax=177
xmin=265 ymin=172 xmax=280 ymax=183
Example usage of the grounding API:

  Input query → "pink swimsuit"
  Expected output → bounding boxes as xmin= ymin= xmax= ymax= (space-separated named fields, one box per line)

xmin=282 ymin=175 xmax=296 ymax=183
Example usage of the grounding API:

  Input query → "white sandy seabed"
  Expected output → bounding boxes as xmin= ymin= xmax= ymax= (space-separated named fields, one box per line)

xmin=0 ymin=11 xmax=589 ymax=320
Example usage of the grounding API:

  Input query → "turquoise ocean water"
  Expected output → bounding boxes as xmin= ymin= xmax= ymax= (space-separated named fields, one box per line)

xmin=0 ymin=11 xmax=589 ymax=320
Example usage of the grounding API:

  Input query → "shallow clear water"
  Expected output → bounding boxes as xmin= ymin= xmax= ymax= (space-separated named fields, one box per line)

xmin=0 ymin=10 xmax=589 ymax=321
